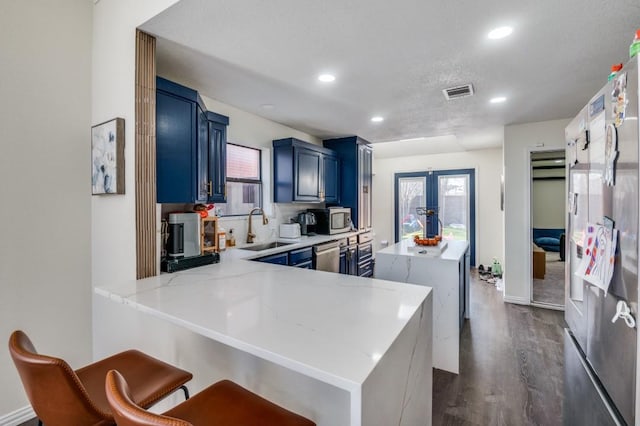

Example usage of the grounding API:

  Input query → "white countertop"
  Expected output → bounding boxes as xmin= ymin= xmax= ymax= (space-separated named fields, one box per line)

xmin=223 ymin=231 xmax=362 ymax=260
xmin=95 ymin=255 xmax=431 ymax=392
xmin=376 ymin=238 xmax=469 ymax=261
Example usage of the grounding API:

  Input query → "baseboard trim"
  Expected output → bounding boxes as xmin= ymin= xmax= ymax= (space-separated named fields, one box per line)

xmin=531 ymin=301 xmax=565 ymax=311
xmin=0 ymin=406 xmax=36 ymax=426
xmin=503 ymin=295 xmax=530 ymax=305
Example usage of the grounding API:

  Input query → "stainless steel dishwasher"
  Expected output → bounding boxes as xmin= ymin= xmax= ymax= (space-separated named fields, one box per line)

xmin=313 ymin=241 xmax=340 ymax=272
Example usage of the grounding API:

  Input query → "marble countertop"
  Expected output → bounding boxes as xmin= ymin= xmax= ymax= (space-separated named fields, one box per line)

xmin=376 ymin=239 xmax=469 ymax=261
xmin=95 ymin=257 xmax=431 ymax=392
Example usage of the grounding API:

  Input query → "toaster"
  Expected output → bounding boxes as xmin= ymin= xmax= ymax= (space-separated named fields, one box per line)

xmin=279 ymin=223 xmax=301 ymax=239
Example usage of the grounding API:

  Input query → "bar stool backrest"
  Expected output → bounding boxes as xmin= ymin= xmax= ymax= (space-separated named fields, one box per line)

xmin=8 ymin=330 xmax=110 ymax=425
xmin=105 ymin=370 xmax=192 ymax=426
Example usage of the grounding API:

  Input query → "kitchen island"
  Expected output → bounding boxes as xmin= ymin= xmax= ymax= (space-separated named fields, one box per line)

xmin=375 ymin=239 xmax=470 ymax=374
xmin=94 ymin=255 xmax=432 ymax=426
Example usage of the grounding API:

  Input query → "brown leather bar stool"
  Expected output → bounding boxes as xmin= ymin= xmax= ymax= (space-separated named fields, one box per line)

xmin=9 ymin=330 xmax=193 ymax=426
xmin=106 ymin=369 xmax=316 ymax=426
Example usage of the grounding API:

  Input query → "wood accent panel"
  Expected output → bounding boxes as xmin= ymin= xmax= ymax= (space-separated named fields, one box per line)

xmin=135 ymin=31 xmax=157 ymax=279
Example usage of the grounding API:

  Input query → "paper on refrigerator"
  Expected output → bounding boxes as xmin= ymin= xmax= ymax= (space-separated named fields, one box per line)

xmin=576 ymin=223 xmax=618 ymax=293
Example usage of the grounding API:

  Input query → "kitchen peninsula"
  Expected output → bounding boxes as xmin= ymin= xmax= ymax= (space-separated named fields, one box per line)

xmin=94 ymin=254 xmax=433 ymax=426
xmin=375 ymin=239 xmax=470 ymax=374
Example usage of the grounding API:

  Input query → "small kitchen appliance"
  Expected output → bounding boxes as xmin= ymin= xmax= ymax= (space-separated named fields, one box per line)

xmin=307 ymin=207 xmax=352 ymax=235
xmin=167 ymin=213 xmax=201 ymax=258
xmin=296 ymin=211 xmax=317 ymax=235
xmin=279 ymin=223 xmax=302 ymax=239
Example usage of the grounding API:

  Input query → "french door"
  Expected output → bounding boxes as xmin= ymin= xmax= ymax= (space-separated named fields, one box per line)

xmin=394 ymin=169 xmax=475 ymax=265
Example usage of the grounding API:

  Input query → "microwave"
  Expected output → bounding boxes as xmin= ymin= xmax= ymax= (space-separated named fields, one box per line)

xmin=308 ymin=207 xmax=352 ymax=235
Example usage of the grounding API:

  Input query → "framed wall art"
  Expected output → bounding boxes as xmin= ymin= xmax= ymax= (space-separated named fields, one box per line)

xmin=91 ymin=117 xmax=125 ymax=194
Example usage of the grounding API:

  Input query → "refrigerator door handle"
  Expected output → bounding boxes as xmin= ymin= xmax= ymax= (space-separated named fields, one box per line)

xmin=611 ymin=300 xmax=636 ymax=328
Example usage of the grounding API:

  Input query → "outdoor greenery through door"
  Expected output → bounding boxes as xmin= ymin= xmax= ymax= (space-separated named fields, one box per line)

xmin=394 ymin=169 xmax=476 ymax=265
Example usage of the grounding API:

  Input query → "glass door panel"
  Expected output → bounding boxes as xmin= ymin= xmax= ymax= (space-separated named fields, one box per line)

xmin=397 ymin=176 xmax=426 ymax=240
xmin=438 ymin=174 xmax=469 ymax=242
xmin=395 ymin=169 xmax=475 ymax=265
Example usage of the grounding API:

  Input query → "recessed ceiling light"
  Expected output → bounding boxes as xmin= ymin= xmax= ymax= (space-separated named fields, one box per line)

xmin=318 ymin=74 xmax=336 ymax=83
xmin=261 ymin=104 xmax=275 ymax=110
xmin=488 ymin=26 xmax=513 ymax=40
xmin=371 ymin=116 xmax=384 ymax=123
xmin=490 ymin=96 xmax=507 ymax=104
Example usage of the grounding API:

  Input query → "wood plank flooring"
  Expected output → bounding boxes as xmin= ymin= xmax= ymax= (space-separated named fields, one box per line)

xmin=532 ymin=252 xmax=565 ymax=306
xmin=433 ymin=270 xmax=566 ymax=425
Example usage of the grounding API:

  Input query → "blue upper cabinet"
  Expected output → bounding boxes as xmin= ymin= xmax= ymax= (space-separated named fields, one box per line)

xmin=323 ymin=152 xmax=339 ymax=204
xmin=156 ymin=77 xmax=228 ymax=204
xmin=323 ymin=136 xmax=372 ymax=230
xmin=273 ymin=138 xmax=339 ymax=203
xmin=206 ymin=111 xmax=228 ymax=203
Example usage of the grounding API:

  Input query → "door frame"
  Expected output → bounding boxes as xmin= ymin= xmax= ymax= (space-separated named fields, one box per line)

xmin=394 ymin=169 xmax=476 ymax=265
xmin=528 ymin=148 xmax=566 ymax=310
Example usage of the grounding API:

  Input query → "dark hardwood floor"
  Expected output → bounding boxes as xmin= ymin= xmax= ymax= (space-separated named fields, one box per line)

xmin=532 ymin=252 xmax=565 ymax=306
xmin=433 ymin=270 xmax=566 ymax=425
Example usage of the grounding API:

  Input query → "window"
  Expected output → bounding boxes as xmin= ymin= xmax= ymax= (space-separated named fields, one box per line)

xmin=216 ymin=143 xmax=262 ymax=216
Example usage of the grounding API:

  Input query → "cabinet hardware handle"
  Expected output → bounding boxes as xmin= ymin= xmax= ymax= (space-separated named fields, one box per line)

xmin=224 ymin=183 xmax=227 ymax=197
xmin=207 ymin=181 xmax=212 ymax=196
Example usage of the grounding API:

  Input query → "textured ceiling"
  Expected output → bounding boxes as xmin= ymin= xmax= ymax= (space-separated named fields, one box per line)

xmin=141 ymin=0 xmax=640 ymax=151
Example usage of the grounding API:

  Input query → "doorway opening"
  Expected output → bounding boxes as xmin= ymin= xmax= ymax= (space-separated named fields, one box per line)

xmin=394 ymin=169 xmax=476 ymax=265
xmin=530 ymin=150 xmax=566 ymax=308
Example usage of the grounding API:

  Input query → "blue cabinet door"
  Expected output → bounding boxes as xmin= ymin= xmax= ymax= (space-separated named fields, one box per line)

xmin=156 ymin=77 xmax=228 ymax=204
xmin=156 ymin=88 xmax=203 ymax=203
xmin=256 ymin=252 xmax=289 ymax=265
xmin=289 ymin=247 xmax=313 ymax=266
xmin=323 ymin=153 xmax=339 ymax=204
xmin=207 ymin=113 xmax=228 ymax=203
xmin=273 ymin=138 xmax=338 ymax=203
xmin=339 ymin=251 xmax=347 ymax=274
xmin=294 ymin=147 xmax=322 ymax=201
xmin=156 ymin=77 xmax=209 ymax=203
xmin=196 ymin=105 xmax=209 ymax=202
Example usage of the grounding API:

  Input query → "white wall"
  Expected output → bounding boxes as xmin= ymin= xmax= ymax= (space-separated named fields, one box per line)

xmin=372 ymin=148 xmax=504 ymax=268
xmin=0 ymin=0 xmax=92 ymax=420
xmin=91 ymin=0 xmax=179 ymax=289
xmin=532 ymin=179 xmax=566 ymax=229
xmin=503 ymin=119 xmax=570 ymax=304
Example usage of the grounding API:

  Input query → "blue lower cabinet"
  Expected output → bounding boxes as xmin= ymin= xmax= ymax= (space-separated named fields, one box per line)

xmin=358 ymin=260 xmax=373 ymax=277
xmin=295 ymin=260 xmax=313 ymax=269
xmin=289 ymin=247 xmax=313 ymax=266
xmin=339 ymin=251 xmax=347 ymax=274
xmin=255 ymin=252 xmax=289 ymax=265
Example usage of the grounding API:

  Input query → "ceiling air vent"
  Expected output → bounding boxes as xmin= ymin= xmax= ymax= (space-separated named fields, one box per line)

xmin=442 ymin=84 xmax=474 ymax=100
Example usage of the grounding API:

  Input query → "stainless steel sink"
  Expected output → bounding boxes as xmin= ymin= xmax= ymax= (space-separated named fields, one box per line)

xmin=240 ymin=241 xmax=294 ymax=251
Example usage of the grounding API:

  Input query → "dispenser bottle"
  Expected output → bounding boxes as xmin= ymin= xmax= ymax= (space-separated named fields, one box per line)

xmin=630 ymin=29 xmax=640 ymax=58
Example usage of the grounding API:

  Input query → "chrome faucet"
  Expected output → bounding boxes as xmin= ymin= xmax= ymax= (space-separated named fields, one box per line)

xmin=247 ymin=208 xmax=268 ymax=243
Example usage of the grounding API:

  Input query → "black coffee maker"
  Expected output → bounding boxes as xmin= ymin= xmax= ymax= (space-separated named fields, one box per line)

xmin=296 ymin=211 xmax=317 ymax=235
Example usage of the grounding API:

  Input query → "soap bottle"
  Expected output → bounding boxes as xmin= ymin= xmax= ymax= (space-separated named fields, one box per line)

xmin=218 ymin=226 xmax=226 ymax=251
xmin=630 ymin=29 xmax=640 ymax=58
xmin=228 ymin=229 xmax=236 ymax=247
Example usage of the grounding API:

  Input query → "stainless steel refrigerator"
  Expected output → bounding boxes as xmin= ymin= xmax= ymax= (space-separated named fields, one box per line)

xmin=564 ymin=55 xmax=639 ymax=426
